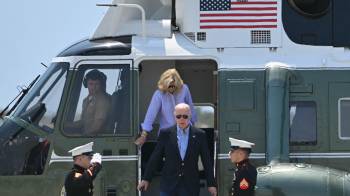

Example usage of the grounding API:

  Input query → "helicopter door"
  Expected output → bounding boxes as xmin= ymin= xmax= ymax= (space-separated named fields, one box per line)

xmin=217 ymin=70 xmax=266 ymax=196
xmin=137 ymin=59 xmax=217 ymax=196
xmin=53 ymin=60 xmax=138 ymax=196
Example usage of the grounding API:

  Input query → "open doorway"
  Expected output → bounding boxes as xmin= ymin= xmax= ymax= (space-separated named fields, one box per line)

xmin=138 ymin=59 xmax=217 ymax=196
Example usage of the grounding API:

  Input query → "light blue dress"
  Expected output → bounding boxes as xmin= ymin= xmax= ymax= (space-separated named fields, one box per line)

xmin=141 ymin=84 xmax=197 ymax=133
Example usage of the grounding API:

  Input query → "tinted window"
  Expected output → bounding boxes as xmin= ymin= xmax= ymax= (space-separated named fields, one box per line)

xmin=63 ymin=64 xmax=131 ymax=136
xmin=290 ymin=101 xmax=317 ymax=145
xmin=0 ymin=63 xmax=68 ymax=175
xmin=339 ymin=98 xmax=350 ymax=139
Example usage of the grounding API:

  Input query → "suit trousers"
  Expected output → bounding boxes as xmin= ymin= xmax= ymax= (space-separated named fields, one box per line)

xmin=160 ymin=180 xmax=195 ymax=196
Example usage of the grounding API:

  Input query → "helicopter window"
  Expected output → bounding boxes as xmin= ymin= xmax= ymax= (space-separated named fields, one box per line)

xmin=9 ymin=62 xmax=68 ymax=135
xmin=0 ymin=63 xmax=68 ymax=176
xmin=339 ymin=98 xmax=350 ymax=139
xmin=15 ymin=63 xmax=69 ymax=132
xmin=194 ymin=105 xmax=214 ymax=129
xmin=63 ymin=64 xmax=131 ymax=137
xmin=289 ymin=101 xmax=317 ymax=145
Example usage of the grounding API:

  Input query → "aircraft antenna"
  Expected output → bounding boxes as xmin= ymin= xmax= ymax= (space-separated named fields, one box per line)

xmin=41 ymin=62 xmax=48 ymax=68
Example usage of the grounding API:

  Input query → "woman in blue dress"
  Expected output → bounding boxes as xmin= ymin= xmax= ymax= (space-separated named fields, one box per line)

xmin=135 ymin=68 xmax=197 ymax=146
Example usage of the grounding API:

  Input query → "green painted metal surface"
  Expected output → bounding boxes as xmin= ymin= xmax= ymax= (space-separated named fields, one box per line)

xmin=2 ymin=65 xmax=350 ymax=195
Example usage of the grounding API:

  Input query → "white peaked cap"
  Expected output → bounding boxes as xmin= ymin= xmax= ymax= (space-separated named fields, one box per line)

xmin=229 ymin=137 xmax=255 ymax=149
xmin=68 ymin=142 xmax=94 ymax=157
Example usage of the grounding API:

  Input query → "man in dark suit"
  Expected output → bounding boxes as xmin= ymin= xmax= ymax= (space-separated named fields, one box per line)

xmin=137 ymin=103 xmax=217 ymax=196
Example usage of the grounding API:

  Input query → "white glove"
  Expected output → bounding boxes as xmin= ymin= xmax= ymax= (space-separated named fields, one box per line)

xmin=90 ymin=153 xmax=102 ymax=164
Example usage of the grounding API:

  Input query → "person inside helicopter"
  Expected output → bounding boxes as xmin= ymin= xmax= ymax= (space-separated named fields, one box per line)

xmin=65 ymin=69 xmax=112 ymax=136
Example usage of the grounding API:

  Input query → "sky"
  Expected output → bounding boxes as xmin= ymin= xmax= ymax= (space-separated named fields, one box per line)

xmin=0 ymin=0 xmax=109 ymax=110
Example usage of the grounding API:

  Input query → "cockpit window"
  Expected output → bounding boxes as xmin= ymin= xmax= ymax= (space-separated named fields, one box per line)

xmin=63 ymin=64 xmax=131 ymax=137
xmin=0 ymin=62 xmax=68 ymax=176
xmin=14 ymin=63 xmax=68 ymax=131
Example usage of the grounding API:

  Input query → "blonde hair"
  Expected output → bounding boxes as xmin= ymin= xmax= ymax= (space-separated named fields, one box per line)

xmin=158 ymin=69 xmax=184 ymax=92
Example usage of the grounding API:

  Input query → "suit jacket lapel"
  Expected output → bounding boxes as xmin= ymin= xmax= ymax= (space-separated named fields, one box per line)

xmin=184 ymin=126 xmax=195 ymax=161
xmin=170 ymin=126 xmax=182 ymax=160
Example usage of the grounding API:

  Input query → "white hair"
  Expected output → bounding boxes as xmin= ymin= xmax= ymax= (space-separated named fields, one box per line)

xmin=174 ymin=103 xmax=191 ymax=114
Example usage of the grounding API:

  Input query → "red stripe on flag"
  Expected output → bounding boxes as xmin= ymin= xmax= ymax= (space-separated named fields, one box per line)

xmin=231 ymin=1 xmax=277 ymax=5
xmin=200 ymin=25 xmax=277 ymax=29
xmin=230 ymin=7 xmax=277 ymax=11
xmin=200 ymin=19 xmax=277 ymax=23
xmin=200 ymin=13 xmax=277 ymax=17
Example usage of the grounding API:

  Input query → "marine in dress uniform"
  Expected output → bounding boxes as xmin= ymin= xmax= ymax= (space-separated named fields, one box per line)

xmin=64 ymin=142 xmax=102 ymax=196
xmin=229 ymin=138 xmax=257 ymax=196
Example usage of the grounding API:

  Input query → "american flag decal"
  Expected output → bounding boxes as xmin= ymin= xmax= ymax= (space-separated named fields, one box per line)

xmin=200 ymin=0 xmax=278 ymax=29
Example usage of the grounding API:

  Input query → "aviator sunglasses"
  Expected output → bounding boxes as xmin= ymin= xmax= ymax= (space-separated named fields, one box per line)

xmin=168 ymin=85 xmax=176 ymax=89
xmin=175 ymin=114 xmax=189 ymax=119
